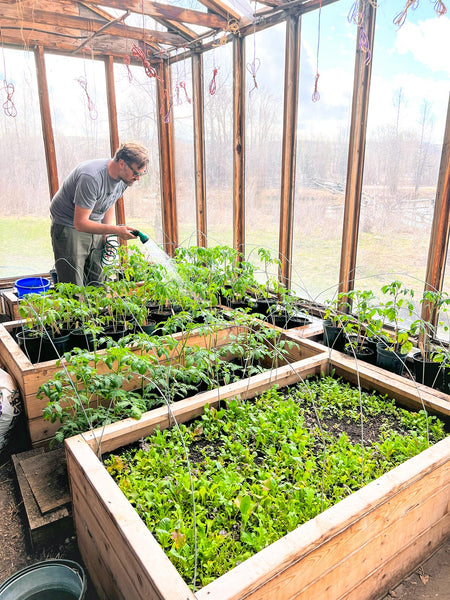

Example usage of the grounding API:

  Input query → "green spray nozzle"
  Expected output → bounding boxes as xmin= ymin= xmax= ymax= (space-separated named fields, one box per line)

xmin=131 ymin=230 xmax=149 ymax=244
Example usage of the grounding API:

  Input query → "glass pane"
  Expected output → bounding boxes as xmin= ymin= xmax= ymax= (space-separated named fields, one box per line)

xmin=171 ymin=58 xmax=196 ymax=248
xmin=245 ymin=23 xmax=285 ymax=281
xmin=114 ymin=61 xmax=161 ymax=246
xmin=204 ymin=43 xmax=233 ymax=248
xmin=46 ymin=54 xmax=110 ymax=177
xmin=356 ymin=1 xmax=449 ymax=310
xmin=0 ymin=48 xmax=51 ymax=278
xmin=292 ymin=3 xmax=355 ymax=303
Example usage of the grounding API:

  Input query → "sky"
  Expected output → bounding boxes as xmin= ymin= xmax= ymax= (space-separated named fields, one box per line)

xmin=293 ymin=0 xmax=450 ymax=143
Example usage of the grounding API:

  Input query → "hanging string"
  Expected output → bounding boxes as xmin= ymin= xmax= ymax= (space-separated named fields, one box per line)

xmin=393 ymin=0 xmax=419 ymax=28
xmin=175 ymin=49 xmax=181 ymax=104
xmin=124 ymin=54 xmax=133 ymax=83
xmin=312 ymin=0 xmax=322 ymax=102
xmin=179 ymin=81 xmax=191 ymax=104
xmin=122 ymin=21 xmax=133 ymax=83
xmin=347 ymin=1 xmax=363 ymax=26
xmin=227 ymin=18 xmax=240 ymax=34
xmin=2 ymin=81 xmax=17 ymax=117
xmin=76 ymin=75 xmax=98 ymax=120
xmin=246 ymin=2 xmax=259 ymax=97
xmin=209 ymin=66 xmax=219 ymax=95
xmin=75 ymin=50 xmax=98 ymax=120
xmin=359 ymin=25 xmax=372 ymax=64
xmin=160 ymin=88 xmax=173 ymax=123
xmin=209 ymin=34 xmax=220 ymax=96
xmin=434 ymin=0 xmax=447 ymax=16
xmin=178 ymin=50 xmax=191 ymax=104
xmin=347 ymin=1 xmax=371 ymax=66
xmin=131 ymin=43 xmax=159 ymax=79
xmin=0 ymin=27 xmax=17 ymax=117
xmin=246 ymin=58 xmax=260 ymax=96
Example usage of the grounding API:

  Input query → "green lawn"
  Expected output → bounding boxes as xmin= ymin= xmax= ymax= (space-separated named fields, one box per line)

xmin=0 ymin=217 xmax=433 ymax=305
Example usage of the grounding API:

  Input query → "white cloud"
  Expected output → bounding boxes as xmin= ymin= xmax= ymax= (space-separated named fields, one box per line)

xmin=368 ymin=72 xmax=448 ymax=143
xmin=395 ymin=16 xmax=450 ymax=74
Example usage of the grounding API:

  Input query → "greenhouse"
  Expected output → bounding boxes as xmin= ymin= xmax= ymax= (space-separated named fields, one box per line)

xmin=0 ymin=1 xmax=449 ymax=599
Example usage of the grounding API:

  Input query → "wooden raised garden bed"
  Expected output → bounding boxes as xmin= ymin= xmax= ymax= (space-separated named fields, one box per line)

xmin=65 ymin=351 xmax=449 ymax=600
xmin=0 ymin=320 xmax=318 ymax=447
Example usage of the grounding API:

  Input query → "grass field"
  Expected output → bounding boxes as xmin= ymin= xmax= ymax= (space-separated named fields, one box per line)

xmin=0 ymin=212 xmax=437 ymax=306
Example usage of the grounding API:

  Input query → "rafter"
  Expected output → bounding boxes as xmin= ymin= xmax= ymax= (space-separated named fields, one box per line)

xmin=0 ymin=5 xmax=188 ymax=47
xmin=193 ymin=0 xmax=243 ymax=21
xmin=84 ymin=0 xmax=230 ymax=28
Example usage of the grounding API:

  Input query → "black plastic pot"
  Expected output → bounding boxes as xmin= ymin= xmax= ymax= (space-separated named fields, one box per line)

xmin=344 ymin=344 xmax=375 ymax=363
xmin=148 ymin=309 xmax=173 ymax=324
xmin=69 ymin=328 xmax=104 ymax=351
xmin=251 ymin=297 xmax=278 ymax=316
xmin=227 ymin=299 xmax=251 ymax=311
xmin=376 ymin=343 xmax=407 ymax=375
xmin=322 ymin=319 xmax=345 ymax=351
xmin=412 ymin=351 xmax=444 ymax=389
xmin=136 ymin=320 xmax=157 ymax=335
xmin=103 ymin=323 xmax=133 ymax=342
xmin=271 ymin=313 xmax=311 ymax=329
xmin=16 ymin=330 xmax=44 ymax=363
xmin=41 ymin=330 xmax=71 ymax=361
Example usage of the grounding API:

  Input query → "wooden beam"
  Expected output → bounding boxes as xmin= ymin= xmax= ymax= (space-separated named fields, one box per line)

xmin=338 ymin=0 xmax=376 ymax=299
xmin=104 ymin=55 xmax=126 ymax=236
xmin=156 ymin=60 xmax=178 ymax=255
xmin=421 ymin=95 xmax=450 ymax=323
xmin=34 ymin=45 xmax=58 ymax=199
xmin=84 ymin=0 xmax=229 ymax=29
xmin=279 ymin=14 xmax=301 ymax=287
xmin=0 ymin=6 xmax=187 ymax=46
xmin=233 ymin=35 xmax=245 ymax=258
xmin=192 ymin=52 xmax=207 ymax=247
xmin=71 ymin=10 xmax=130 ymax=54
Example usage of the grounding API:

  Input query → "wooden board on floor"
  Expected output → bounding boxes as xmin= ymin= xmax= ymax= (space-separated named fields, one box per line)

xmin=20 ymin=447 xmax=71 ymax=514
xmin=12 ymin=449 xmax=72 ymax=549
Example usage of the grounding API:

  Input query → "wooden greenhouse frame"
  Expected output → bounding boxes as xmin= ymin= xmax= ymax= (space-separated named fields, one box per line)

xmin=1 ymin=4 xmax=449 ymax=596
xmin=0 ymin=0 xmax=449 ymax=328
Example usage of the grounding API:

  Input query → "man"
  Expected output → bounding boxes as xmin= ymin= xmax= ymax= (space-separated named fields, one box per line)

xmin=50 ymin=142 xmax=149 ymax=286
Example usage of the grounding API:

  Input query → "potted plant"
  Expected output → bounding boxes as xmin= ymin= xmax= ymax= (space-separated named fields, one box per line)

xmin=342 ymin=289 xmax=381 ymax=363
xmin=412 ymin=289 xmax=450 ymax=389
xmin=376 ymin=280 xmax=418 ymax=375
xmin=322 ymin=293 xmax=351 ymax=351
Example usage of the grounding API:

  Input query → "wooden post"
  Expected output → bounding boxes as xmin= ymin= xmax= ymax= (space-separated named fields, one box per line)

xmin=279 ymin=14 xmax=301 ymax=287
xmin=338 ymin=0 xmax=376 ymax=300
xmin=34 ymin=45 xmax=58 ymax=199
xmin=156 ymin=59 xmax=178 ymax=256
xmin=233 ymin=35 xmax=245 ymax=259
xmin=192 ymin=52 xmax=207 ymax=248
xmin=105 ymin=55 xmax=126 ymax=231
xmin=421 ymin=95 xmax=450 ymax=326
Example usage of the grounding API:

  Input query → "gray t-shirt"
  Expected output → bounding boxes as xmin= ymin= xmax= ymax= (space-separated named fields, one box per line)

xmin=50 ymin=158 xmax=128 ymax=228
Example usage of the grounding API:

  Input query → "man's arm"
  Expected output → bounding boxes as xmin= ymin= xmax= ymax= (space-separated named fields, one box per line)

xmin=74 ymin=205 xmax=137 ymax=240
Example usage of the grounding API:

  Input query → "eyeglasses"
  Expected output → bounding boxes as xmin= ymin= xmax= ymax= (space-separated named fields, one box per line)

xmin=123 ymin=159 xmax=147 ymax=178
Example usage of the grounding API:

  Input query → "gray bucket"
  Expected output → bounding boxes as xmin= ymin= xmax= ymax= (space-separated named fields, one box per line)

xmin=0 ymin=559 xmax=87 ymax=600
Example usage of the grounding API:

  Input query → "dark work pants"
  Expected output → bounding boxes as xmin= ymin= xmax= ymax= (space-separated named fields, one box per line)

xmin=51 ymin=222 xmax=105 ymax=287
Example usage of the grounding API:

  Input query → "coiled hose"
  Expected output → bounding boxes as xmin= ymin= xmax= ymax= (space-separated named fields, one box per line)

xmin=101 ymin=235 xmax=120 ymax=267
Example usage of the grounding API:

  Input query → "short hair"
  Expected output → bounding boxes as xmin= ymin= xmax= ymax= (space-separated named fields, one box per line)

xmin=114 ymin=142 xmax=150 ymax=169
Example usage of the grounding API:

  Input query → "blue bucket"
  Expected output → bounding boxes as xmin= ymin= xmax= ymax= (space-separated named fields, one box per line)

xmin=15 ymin=277 xmax=51 ymax=298
xmin=0 ymin=559 xmax=87 ymax=600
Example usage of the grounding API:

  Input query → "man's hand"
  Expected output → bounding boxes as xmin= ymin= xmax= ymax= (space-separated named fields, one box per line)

xmin=117 ymin=226 xmax=138 ymax=240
